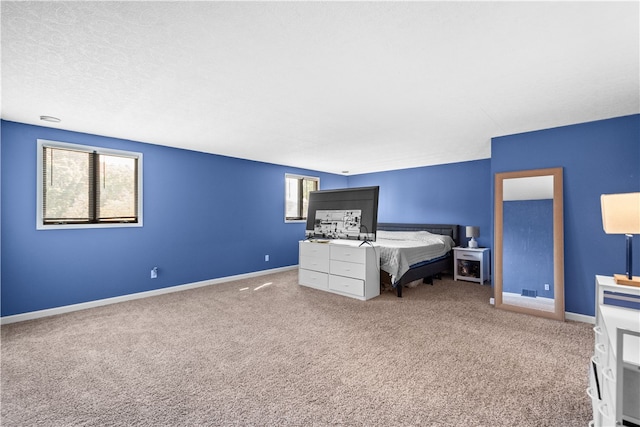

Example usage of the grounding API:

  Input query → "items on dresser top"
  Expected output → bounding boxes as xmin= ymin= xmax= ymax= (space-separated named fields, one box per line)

xmin=600 ymin=192 xmax=640 ymax=287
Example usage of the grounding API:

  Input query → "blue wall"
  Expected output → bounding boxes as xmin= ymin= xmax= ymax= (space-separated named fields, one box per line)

xmin=347 ymin=159 xmax=492 ymax=249
xmin=503 ymin=199 xmax=554 ymax=297
xmin=492 ymin=114 xmax=640 ymax=316
xmin=0 ymin=120 xmax=347 ymax=316
xmin=2 ymin=114 xmax=638 ymax=318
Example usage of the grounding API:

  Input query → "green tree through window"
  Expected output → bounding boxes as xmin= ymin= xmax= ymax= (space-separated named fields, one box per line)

xmin=285 ymin=174 xmax=318 ymax=221
xmin=38 ymin=140 xmax=142 ymax=229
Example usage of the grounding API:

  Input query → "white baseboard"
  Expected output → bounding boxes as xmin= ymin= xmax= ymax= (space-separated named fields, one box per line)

xmin=489 ymin=298 xmax=594 ymax=324
xmin=565 ymin=311 xmax=595 ymax=324
xmin=1 ymin=265 xmax=297 ymax=325
xmin=3 ymin=266 xmax=597 ymax=326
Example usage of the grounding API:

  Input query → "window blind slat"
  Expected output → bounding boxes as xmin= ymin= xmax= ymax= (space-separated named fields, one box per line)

xmin=40 ymin=143 xmax=140 ymax=226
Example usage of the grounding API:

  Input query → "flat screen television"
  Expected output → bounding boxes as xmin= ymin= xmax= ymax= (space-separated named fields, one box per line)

xmin=305 ymin=186 xmax=379 ymax=241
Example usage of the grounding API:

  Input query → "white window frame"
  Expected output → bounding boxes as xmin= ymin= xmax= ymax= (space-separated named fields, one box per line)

xmin=36 ymin=139 xmax=143 ymax=230
xmin=285 ymin=173 xmax=319 ymax=223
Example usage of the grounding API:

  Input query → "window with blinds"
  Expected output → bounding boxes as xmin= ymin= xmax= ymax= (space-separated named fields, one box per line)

xmin=37 ymin=140 xmax=143 ymax=229
xmin=285 ymin=174 xmax=319 ymax=222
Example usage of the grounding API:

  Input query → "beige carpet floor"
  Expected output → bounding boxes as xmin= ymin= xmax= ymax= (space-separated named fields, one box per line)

xmin=1 ymin=269 xmax=593 ymax=426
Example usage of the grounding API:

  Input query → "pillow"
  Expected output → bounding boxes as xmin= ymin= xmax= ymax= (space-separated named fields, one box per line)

xmin=376 ymin=230 xmax=434 ymax=241
xmin=377 ymin=230 xmax=454 ymax=249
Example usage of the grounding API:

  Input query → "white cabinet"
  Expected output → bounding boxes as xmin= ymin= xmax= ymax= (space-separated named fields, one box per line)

xmin=453 ymin=247 xmax=490 ymax=284
xmin=298 ymin=241 xmax=380 ymax=300
xmin=589 ymin=275 xmax=640 ymax=427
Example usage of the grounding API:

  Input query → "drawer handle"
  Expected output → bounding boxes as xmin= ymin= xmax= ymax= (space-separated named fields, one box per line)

xmin=602 ymin=368 xmax=615 ymax=383
xmin=588 ymin=421 xmax=594 ymax=427
xmin=595 ymin=343 xmax=606 ymax=355
xmin=586 ymin=387 xmax=598 ymax=400
xmin=593 ymin=326 xmax=602 ymax=335
xmin=591 ymin=355 xmax=601 ymax=366
xmin=598 ymin=402 xmax=610 ymax=418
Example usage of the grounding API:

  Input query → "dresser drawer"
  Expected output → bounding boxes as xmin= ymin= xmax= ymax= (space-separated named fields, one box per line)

xmin=330 ymin=245 xmax=365 ymax=264
xmin=600 ymin=364 xmax=616 ymax=410
xmin=330 ymin=259 xmax=366 ymax=280
xmin=587 ymin=362 xmax=601 ymax=427
xmin=300 ymin=242 xmax=330 ymax=259
xmin=593 ymin=324 xmax=608 ymax=349
xmin=329 ymin=275 xmax=364 ymax=297
xmin=299 ymin=268 xmax=328 ymax=290
xmin=456 ymin=250 xmax=482 ymax=261
xmin=594 ymin=341 xmax=611 ymax=369
xmin=298 ymin=241 xmax=379 ymax=301
xmin=300 ymin=255 xmax=330 ymax=273
xmin=596 ymin=401 xmax=616 ymax=427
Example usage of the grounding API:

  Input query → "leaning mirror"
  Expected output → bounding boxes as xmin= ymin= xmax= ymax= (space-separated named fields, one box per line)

xmin=494 ymin=167 xmax=564 ymax=321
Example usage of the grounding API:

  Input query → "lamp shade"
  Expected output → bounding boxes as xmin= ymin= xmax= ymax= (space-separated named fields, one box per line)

xmin=466 ymin=226 xmax=479 ymax=238
xmin=601 ymin=193 xmax=640 ymax=234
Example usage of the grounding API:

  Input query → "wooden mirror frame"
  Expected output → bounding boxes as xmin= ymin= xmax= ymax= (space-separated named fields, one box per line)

xmin=494 ymin=167 xmax=565 ymax=321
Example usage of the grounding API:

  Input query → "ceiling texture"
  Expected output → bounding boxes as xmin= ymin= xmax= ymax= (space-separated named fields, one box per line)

xmin=2 ymin=1 xmax=639 ymax=175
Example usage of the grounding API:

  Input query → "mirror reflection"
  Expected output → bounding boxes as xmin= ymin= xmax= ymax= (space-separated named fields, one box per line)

xmin=494 ymin=168 xmax=564 ymax=321
xmin=503 ymin=176 xmax=555 ymax=312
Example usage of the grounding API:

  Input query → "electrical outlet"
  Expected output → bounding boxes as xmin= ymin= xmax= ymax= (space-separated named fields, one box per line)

xmin=544 ymin=283 xmax=550 ymax=291
xmin=151 ymin=267 xmax=158 ymax=279
xmin=265 ymin=255 xmax=269 ymax=262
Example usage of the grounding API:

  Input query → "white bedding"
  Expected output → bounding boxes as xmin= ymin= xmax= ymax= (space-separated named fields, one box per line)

xmin=374 ymin=230 xmax=455 ymax=284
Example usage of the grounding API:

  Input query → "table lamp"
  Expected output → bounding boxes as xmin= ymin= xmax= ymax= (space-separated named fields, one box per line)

xmin=601 ymin=192 xmax=640 ymax=287
xmin=466 ymin=226 xmax=479 ymax=248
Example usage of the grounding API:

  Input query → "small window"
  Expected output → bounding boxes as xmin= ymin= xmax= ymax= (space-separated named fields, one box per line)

xmin=285 ymin=174 xmax=319 ymax=222
xmin=37 ymin=139 xmax=143 ymax=229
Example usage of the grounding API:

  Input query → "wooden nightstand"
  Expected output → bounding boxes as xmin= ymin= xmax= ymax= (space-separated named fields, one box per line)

xmin=453 ymin=247 xmax=490 ymax=284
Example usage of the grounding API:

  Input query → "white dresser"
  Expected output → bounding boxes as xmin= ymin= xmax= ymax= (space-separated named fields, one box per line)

xmin=588 ymin=275 xmax=640 ymax=427
xmin=298 ymin=240 xmax=380 ymax=300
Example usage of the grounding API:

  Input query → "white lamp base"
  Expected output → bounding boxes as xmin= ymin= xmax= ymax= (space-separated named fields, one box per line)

xmin=468 ymin=238 xmax=478 ymax=248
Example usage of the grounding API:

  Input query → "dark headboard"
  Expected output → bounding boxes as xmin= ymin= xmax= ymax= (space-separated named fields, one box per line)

xmin=377 ymin=223 xmax=460 ymax=247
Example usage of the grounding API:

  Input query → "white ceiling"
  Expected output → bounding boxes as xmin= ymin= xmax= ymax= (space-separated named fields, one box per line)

xmin=2 ymin=1 xmax=639 ymax=175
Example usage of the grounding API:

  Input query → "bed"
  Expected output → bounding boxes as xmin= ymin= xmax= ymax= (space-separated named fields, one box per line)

xmin=375 ymin=223 xmax=460 ymax=297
